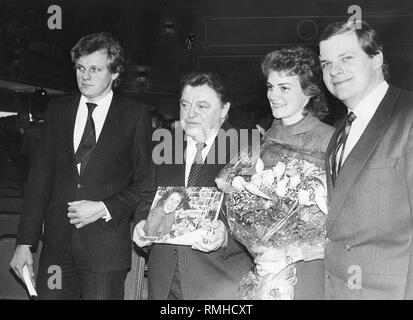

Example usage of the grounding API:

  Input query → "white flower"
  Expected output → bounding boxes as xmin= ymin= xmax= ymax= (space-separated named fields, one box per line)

xmin=263 ymin=200 xmax=272 ymax=210
xmin=275 ymin=178 xmax=289 ymax=197
xmin=231 ymin=176 xmax=246 ymax=191
xmin=314 ymin=184 xmax=328 ymax=214
xmin=289 ymin=174 xmax=301 ymax=189
xmin=298 ymin=189 xmax=311 ymax=206
xmin=272 ymin=162 xmax=286 ymax=180
xmin=300 ymin=211 xmax=311 ymax=223
xmin=251 ymin=173 xmax=262 ymax=187
xmin=302 ymin=161 xmax=317 ymax=176
xmin=285 ymin=167 xmax=298 ymax=177
xmin=255 ymin=158 xmax=264 ymax=174
xmin=244 ymin=183 xmax=272 ymax=199
xmin=261 ymin=170 xmax=275 ymax=186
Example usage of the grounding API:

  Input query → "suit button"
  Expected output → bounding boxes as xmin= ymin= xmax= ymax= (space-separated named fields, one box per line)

xmin=344 ymin=244 xmax=351 ymax=252
xmin=325 ymin=272 xmax=331 ymax=280
xmin=173 ymin=249 xmax=177 ymax=254
xmin=77 ymin=183 xmax=84 ymax=189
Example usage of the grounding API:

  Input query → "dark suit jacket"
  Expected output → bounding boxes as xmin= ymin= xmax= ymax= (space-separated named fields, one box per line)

xmin=325 ymin=85 xmax=413 ymax=299
xmin=144 ymin=121 xmax=253 ymax=300
xmin=17 ymin=93 xmax=154 ymax=272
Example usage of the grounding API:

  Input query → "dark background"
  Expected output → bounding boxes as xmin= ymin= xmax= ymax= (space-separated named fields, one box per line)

xmin=0 ymin=0 xmax=412 ymax=124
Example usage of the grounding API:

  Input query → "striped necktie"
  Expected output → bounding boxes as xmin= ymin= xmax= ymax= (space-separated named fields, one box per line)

xmin=187 ymin=142 xmax=206 ymax=186
xmin=332 ymin=111 xmax=356 ymax=184
xmin=75 ymin=102 xmax=97 ymax=175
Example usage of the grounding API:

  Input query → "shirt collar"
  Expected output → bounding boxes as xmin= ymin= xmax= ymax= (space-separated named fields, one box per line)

xmin=79 ymin=90 xmax=113 ymax=108
xmin=186 ymin=128 xmax=219 ymax=149
xmin=351 ymin=81 xmax=389 ymax=122
xmin=267 ymin=114 xmax=320 ymax=138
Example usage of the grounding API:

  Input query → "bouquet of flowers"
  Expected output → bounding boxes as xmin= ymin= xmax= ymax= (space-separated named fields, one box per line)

xmin=215 ymin=139 xmax=327 ymax=300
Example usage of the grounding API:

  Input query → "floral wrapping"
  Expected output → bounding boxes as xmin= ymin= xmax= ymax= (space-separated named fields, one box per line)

xmin=215 ymin=139 xmax=327 ymax=300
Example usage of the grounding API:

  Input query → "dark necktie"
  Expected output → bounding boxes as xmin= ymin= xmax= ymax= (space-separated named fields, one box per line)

xmin=187 ymin=142 xmax=206 ymax=187
xmin=75 ymin=102 xmax=97 ymax=175
xmin=331 ymin=111 xmax=356 ymax=184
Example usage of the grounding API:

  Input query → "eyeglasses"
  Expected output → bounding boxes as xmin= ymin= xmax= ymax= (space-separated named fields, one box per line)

xmin=180 ymin=101 xmax=211 ymax=114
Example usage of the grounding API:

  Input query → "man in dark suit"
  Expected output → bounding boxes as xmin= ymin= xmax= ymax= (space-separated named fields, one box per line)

xmin=319 ymin=20 xmax=413 ymax=299
xmin=10 ymin=32 xmax=153 ymax=299
xmin=134 ymin=72 xmax=253 ymax=299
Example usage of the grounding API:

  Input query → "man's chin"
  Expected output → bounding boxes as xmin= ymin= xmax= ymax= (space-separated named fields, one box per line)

xmin=79 ymin=88 xmax=95 ymax=98
xmin=185 ymin=127 xmax=205 ymax=140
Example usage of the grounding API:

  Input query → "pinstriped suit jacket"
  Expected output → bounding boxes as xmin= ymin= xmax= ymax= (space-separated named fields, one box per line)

xmin=17 ymin=93 xmax=154 ymax=272
xmin=146 ymin=121 xmax=253 ymax=300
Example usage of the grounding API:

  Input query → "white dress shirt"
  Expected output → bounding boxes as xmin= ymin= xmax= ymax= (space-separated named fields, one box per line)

xmin=73 ymin=90 xmax=113 ymax=221
xmin=184 ymin=130 xmax=218 ymax=186
xmin=73 ymin=91 xmax=113 ymax=155
xmin=340 ymin=81 xmax=389 ymax=163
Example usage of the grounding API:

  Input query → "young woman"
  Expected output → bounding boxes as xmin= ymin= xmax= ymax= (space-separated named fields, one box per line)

xmin=260 ymin=46 xmax=335 ymax=299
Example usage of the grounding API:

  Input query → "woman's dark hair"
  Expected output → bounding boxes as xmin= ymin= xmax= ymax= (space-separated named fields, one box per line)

xmin=261 ymin=46 xmax=328 ymax=119
xmin=157 ymin=188 xmax=189 ymax=211
xmin=180 ymin=71 xmax=230 ymax=105
xmin=70 ymin=32 xmax=124 ymax=75
xmin=319 ymin=20 xmax=389 ymax=80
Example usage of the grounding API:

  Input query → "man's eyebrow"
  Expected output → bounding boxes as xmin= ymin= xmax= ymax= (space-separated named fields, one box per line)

xmin=338 ymin=51 xmax=356 ymax=57
xmin=75 ymin=63 xmax=102 ymax=69
xmin=180 ymin=99 xmax=211 ymax=105
xmin=267 ymin=81 xmax=293 ymax=86
xmin=320 ymin=51 xmax=356 ymax=62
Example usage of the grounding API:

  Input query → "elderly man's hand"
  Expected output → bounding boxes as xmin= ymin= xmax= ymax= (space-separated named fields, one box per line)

xmin=67 ymin=200 xmax=106 ymax=229
xmin=192 ymin=220 xmax=228 ymax=253
xmin=132 ymin=220 xmax=153 ymax=248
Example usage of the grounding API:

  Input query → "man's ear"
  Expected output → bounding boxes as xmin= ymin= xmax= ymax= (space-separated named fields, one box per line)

xmin=221 ymin=102 xmax=230 ymax=120
xmin=372 ymin=51 xmax=384 ymax=71
xmin=111 ymin=72 xmax=120 ymax=81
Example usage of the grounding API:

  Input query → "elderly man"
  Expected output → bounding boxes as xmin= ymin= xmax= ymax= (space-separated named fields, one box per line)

xmin=10 ymin=32 xmax=153 ymax=299
xmin=134 ymin=71 xmax=253 ymax=300
xmin=319 ymin=20 xmax=413 ymax=299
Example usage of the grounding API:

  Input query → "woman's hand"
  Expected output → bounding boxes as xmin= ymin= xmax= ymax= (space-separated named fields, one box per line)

xmin=192 ymin=220 xmax=228 ymax=252
xmin=132 ymin=220 xmax=153 ymax=247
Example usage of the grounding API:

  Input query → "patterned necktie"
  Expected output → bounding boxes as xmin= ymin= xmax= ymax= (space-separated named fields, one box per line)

xmin=331 ymin=111 xmax=356 ymax=184
xmin=75 ymin=102 xmax=97 ymax=175
xmin=187 ymin=142 xmax=206 ymax=187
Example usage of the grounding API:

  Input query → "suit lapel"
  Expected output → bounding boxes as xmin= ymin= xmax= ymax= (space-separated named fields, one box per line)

xmin=195 ymin=121 xmax=233 ymax=187
xmin=327 ymin=120 xmax=346 ymax=175
xmin=326 ymin=86 xmax=401 ymax=234
xmin=157 ymin=130 xmax=186 ymax=186
xmin=63 ymin=95 xmax=81 ymax=175
xmin=195 ymin=141 xmax=222 ymax=186
xmin=175 ymin=137 xmax=186 ymax=185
